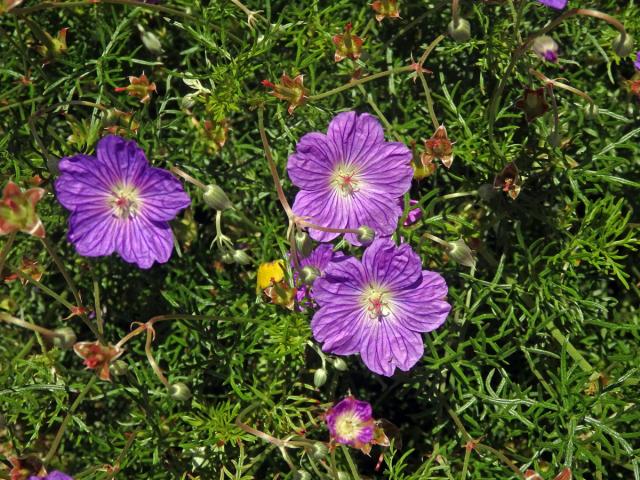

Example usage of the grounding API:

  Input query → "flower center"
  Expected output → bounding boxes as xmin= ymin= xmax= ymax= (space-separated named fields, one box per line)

xmin=331 ymin=164 xmax=360 ymax=197
xmin=362 ymin=285 xmax=391 ymax=320
xmin=334 ymin=412 xmax=364 ymax=440
xmin=109 ymin=184 xmax=141 ymax=219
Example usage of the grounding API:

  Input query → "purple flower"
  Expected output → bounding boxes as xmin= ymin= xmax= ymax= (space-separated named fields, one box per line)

xmin=536 ymin=0 xmax=567 ymax=9
xmin=294 ymin=243 xmax=339 ymax=306
xmin=634 ymin=51 xmax=640 ymax=71
xmin=400 ymin=199 xmax=422 ymax=226
xmin=325 ymin=396 xmax=374 ymax=446
xmin=29 ymin=472 xmax=74 ymax=480
xmin=288 ymin=112 xmax=413 ymax=246
xmin=311 ymin=238 xmax=451 ymax=376
xmin=55 ymin=135 xmax=190 ymax=269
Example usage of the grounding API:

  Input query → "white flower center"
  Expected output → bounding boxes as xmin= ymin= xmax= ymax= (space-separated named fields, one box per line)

xmin=335 ymin=411 xmax=364 ymax=440
xmin=362 ymin=285 xmax=391 ymax=320
xmin=331 ymin=164 xmax=361 ymax=197
xmin=109 ymin=183 xmax=141 ymax=219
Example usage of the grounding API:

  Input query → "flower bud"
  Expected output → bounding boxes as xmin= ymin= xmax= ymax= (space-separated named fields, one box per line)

xmin=168 ymin=382 xmax=192 ymax=401
xmin=52 ymin=327 xmax=76 ymax=350
xmin=448 ymin=18 xmax=471 ymax=43
xmin=300 ymin=265 xmax=320 ymax=285
xmin=294 ymin=231 xmax=313 ymax=258
xmin=531 ymin=35 xmax=559 ymax=63
xmin=356 ymin=226 xmax=375 ymax=245
xmin=612 ymin=32 xmax=634 ymax=57
xmin=110 ymin=360 xmax=129 ymax=377
xmin=332 ymin=357 xmax=348 ymax=371
xmin=203 ymin=184 xmax=233 ymax=211
xmin=447 ymin=238 xmax=476 ymax=268
xmin=221 ymin=251 xmax=235 ymax=264
xmin=140 ymin=29 xmax=163 ymax=56
xmin=232 ymin=249 xmax=251 ymax=265
xmin=310 ymin=442 xmax=329 ymax=460
xmin=181 ymin=93 xmax=197 ymax=109
xmin=313 ymin=368 xmax=328 ymax=387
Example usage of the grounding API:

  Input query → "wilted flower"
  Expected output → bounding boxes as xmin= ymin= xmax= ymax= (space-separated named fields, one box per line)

xmin=371 ymin=0 xmax=400 ymax=22
xmin=515 ymin=87 xmax=549 ymax=123
xmin=55 ymin=135 xmax=191 ymax=269
xmin=532 ymin=35 xmax=559 ymax=63
xmin=536 ymin=0 xmax=567 ymax=9
xmin=264 ymin=281 xmax=297 ymax=310
xmin=333 ymin=23 xmax=364 ymax=62
xmin=493 ymin=162 xmax=522 ymax=200
xmin=4 ymin=258 xmax=44 ymax=284
xmin=312 ymin=238 xmax=451 ymax=376
xmin=102 ymin=109 xmax=139 ymax=136
xmin=73 ymin=341 xmax=124 ymax=381
xmin=261 ymin=73 xmax=308 ymax=115
xmin=422 ymin=125 xmax=454 ymax=169
xmin=256 ymin=260 xmax=285 ymax=293
xmin=190 ymin=117 xmax=229 ymax=153
xmin=288 ymin=112 xmax=412 ymax=245
xmin=0 ymin=181 xmax=45 ymax=238
xmin=115 ymin=72 xmax=157 ymax=104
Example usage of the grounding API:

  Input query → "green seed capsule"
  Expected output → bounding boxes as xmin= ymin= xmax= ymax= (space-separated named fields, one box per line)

xmin=168 ymin=382 xmax=192 ymax=401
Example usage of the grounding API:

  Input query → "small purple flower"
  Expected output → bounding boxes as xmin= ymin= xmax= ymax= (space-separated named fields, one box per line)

xmin=532 ymin=35 xmax=559 ymax=63
xmin=55 ymin=135 xmax=190 ymax=269
xmin=400 ymin=199 xmax=422 ymax=227
xmin=288 ymin=112 xmax=413 ymax=246
xmin=29 ymin=472 xmax=74 ymax=480
xmin=536 ymin=0 xmax=567 ymax=9
xmin=312 ymin=238 xmax=451 ymax=376
xmin=325 ymin=396 xmax=374 ymax=446
xmin=634 ymin=51 xmax=640 ymax=71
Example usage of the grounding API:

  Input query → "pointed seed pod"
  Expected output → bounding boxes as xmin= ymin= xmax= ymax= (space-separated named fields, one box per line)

xmin=313 ymin=368 xmax=328 ymax=387
xmin=332 ymin=357 xmax=348 ymax=371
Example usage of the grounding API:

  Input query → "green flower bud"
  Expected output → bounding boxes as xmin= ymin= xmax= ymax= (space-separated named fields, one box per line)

xmin=300 ymin=265 xmax=320 ymax=285
xmin=203 ymin=184 xmax=233 ymax=211
xmin=310 ymin=442 xmax=329 ymax=460
xmin=356 ymin=226 xmax=375 ymax=245
xmin=181 ymin=93 xmax=197 ymax=110
xmin=232 ymin=249 xmax=251 ymax=265
xmin=448 ymin=238 xmax=476 ymax=268
xmin=612 ymin=32 xmax=634 ymax=57
xmin=313 ymin=368 xmax=328 ymax=387
xmin=294 ymin=231 xmax=313 ymax=258
xmin=448 ymin=18 xmax=471 ymax=43
xmin=332 ymin=357 xmax=348 ymax=371
xmin=110 ymin=360 xmax=129 ymax=377
xmin=52 ymin=327 xmax=76 ymax=350
xmin=221 ymin=251 xmax=235 ymax=264
xmin=168 ymin=382 xmax=192 ymax=401
xmin=141 ymin=30 xmax=163 ymax=56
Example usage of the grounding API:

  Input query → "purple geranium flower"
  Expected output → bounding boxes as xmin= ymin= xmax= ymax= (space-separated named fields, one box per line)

xmin=634 ymin=51 xmax=640 ymax=71
xmin=311 ymin=238 xmax=451 ymax=376
xmin=55 ymin=135 xmax=190 ymax=269
xmin=325 ymin=396 xmax=374 ymax=447
xmin=536 ymin=0 xmax=567 ymax=8
xmin=288 ymin=112 xmax=413 ymax=245
xmin=29 ymin=472 xmax=74 ymax=480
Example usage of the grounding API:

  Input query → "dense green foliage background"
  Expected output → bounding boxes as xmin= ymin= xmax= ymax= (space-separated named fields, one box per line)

xmin=1 ymin=0 xmax=639 ymax=478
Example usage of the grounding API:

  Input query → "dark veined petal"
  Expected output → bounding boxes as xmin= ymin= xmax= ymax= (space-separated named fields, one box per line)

xmin=95 ymin=135 xmax=148 ymax=185
xmin=361 ymin=238 xmax=422 ymax=290
xmin=115 ymin=214 xmax=174 ymax=269
xmin=360 ymin=320 xmax=424 ymax=376
xmin=138 ymin=167 xmax=191 ymax=221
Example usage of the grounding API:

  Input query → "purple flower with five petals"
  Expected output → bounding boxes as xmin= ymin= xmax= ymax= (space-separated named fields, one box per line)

xmin=29 ymin=472 xmax=74 ymax=480
xmin=55 ymin=135 xmax=190 ymax=269
xmin=536 ymin=0 xmax=567 ymax=9
xmin=311 ymin=238 xmax=451 ymax=376
xmin=288 ymin=112 xmax=413 ymax=245
xmin=325 ymin=396 xmax=374 ymax=447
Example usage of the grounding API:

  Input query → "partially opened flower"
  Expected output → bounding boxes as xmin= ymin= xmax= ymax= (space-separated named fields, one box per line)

xmin=371 ymin=0 xmax=400 ymax=22
xmin=532 ymin=35 xmax=559 ymax=63
xmin=261 ymin=73 xmax=308 ymax=115
xmin=115 ymin=72 xmax=157 ymax=104
xmin=312 ymin=238 xmax=450 ymax=376
xmin=0 ymin=181 xmax=45 ymax=238
xmin=536 ymin=0 xmax=567 ymax=9
xmin=73 ymin=341 xmax=124 ymax=381
xmin=515 ymin=87 xmax=548 ymax=123
xmin=494 ymin=162 xmax=522 ymax=200
xmin=288 ymin=112 xmax=412 ymax=245
xmin=326 ymin=396 xmax=374 ymax=448
xmin=332 ymin=23 xmax=364 ymax=62
xmin=55 ymin=135 xmax=190 ymax=269
xmin=29 ymin=472 xmax=74 ymax=480
xmin=422 ymin=125 xmax=454 ymax=169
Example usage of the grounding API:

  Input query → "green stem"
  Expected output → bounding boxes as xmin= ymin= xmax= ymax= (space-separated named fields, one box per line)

xmin=0 ymin=232 xmax=16 ymax=278
xmin=43 ymin=375 xmax=97 ymax=465
xmin=417 ymin=69 xmax=439 ymax=130
xmin=330 ymin=448 xmax=340 ymax=479
xmin=357 ymin=85 xmax=403 ymax=142
xmin=41 ymin=237 xmax=82 ymax=307
xmin=343 ymin=447 xmax=360 ymax=480
xmin=93 ymin=279 xmax=104 ymax=336
xmin=0 ymin=312 xmax=59 ymax=338
xmin=460 ymin=445 xmax=471 ymax=480
xmin=145 ymin=327 xmax=169 ymax=387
